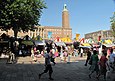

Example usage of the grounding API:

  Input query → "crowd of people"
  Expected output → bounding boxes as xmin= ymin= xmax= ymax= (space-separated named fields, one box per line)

xmin=30 ymin=43 xmax=80 ymax=80
xmin=31 ymin=45 xmax=74 ymax=63
xmin=0 ymin=33 xmax=115 ymax=81
xmin=29 ymin=41 xmax=115 ymax=80
xmin=85 ymin=47 xmax=115 ymax=81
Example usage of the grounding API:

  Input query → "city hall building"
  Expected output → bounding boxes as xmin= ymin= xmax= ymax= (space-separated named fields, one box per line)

xmin=1 ymin=4 xmax=72 ymax=40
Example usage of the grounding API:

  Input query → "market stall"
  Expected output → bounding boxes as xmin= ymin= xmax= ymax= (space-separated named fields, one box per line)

xmin=103 ymin=44 xmax=115 ymax=48
xmin=19 ymin=35 xmax=34 ymax=56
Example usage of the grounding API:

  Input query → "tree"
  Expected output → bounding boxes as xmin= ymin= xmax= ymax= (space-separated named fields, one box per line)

xmin=0 ymin=0 xmax=46 ymax=38
xmin=110 ymin=12 xmax=115 ymax=39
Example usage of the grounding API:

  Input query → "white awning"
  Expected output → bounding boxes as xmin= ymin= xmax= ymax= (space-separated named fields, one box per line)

xmin=34 ymin=40 xmax=46 ymax=46
xmin=55 ymin=42 xmax=66 ymax=46
xmin=103 ymin=44 xmax=115 ymax=47
xmin=79 ymin=45 xmax=91 ymax=48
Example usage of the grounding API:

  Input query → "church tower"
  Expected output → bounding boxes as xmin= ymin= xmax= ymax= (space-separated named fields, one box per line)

xmin=62 ymin=4 xmax=70 ymax=28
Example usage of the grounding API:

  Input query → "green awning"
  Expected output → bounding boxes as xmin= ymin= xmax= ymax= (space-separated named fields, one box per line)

xmin=21 ymin=41 xmax=34 ymax=45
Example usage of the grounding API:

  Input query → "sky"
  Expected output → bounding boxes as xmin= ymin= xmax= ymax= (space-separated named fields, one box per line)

xmin=39 ymin=0 xmax=115 ymax=39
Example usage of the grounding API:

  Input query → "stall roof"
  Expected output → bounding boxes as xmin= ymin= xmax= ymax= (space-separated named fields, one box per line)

xmin=34 ymin=40 xmax=46 ymax=46
xmin=103 ymin=44 xmax=115 ymax=47
xmin=92 ymin=43 xmax=100 ymax=47
xmin=79 ymin=45 xmax=91 ymax=48
xmin=21 ymin=40 xmax=34 ymax=45
xmin=81 ymin=43 xmax=91 ymax=46
xmin=55 ymin=42 xmax=66 ymax=46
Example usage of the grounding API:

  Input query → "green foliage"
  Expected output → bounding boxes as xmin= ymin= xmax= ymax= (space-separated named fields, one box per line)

xmin=111 ymin=22 xmax=115 ymax=38
xmin=110 ymin=12 xmax=115 ymax=38
xmin=0 ymin=0 xmax=46 ymax=37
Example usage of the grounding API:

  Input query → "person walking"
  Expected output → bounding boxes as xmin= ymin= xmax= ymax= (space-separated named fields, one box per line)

xmin=109 ymin=48 xmax=115 ymax=72
xmin=63 ymin=50 xmax=68 ymax=63
xmin=84 ymin=49 xmax=92 ymax=66
xmin=80 ymin=48 xmax=83 ymax=57
xmin=88 ymin=50 xmax=99 ymax=79
xmin=73 ymin=49 xmax=78 ymax=57
xmin=39 ymin=51 xmax=54 ymax=80
xmin=97 ymin=52 xmax=110 ymax=80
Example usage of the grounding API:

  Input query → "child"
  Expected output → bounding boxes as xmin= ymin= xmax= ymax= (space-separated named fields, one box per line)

xmin=64 ymin=50 xmax=68 ymax=62
xmin=31 ymin=48 xmax=37 ymax=62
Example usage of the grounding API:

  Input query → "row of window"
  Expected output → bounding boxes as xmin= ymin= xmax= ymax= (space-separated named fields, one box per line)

xmin=30 ymin=31 xmax=61 ymax=35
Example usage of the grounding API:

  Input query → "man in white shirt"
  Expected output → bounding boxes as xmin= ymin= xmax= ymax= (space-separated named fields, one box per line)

xmin=109 ymin=49 xmax=115 ymax=71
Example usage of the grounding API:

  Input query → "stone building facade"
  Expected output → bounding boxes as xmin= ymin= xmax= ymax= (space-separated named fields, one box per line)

xmin=85 ymin=30 xmax=114 ymax=42
xmin=29 ymin=4 xmax=72 ymax=39
xmin=0 ymin=4 xmax=72 ymax=40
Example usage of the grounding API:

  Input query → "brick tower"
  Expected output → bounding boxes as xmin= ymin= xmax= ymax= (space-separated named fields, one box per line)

xmin=62 ymin=4 xmax=70 ymax=28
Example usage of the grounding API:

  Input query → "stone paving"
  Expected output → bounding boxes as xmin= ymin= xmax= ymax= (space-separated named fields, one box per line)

xmin=0 ymin=56 xmax=115 ymax=81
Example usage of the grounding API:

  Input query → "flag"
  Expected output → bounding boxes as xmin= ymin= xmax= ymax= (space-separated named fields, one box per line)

xmin=76 ymin=34 xmax=80 ymax=40
xmin=98 ymin=36 xmax=101 ymax=41
xmin=48 ymin=31 xmax=52 ymax=39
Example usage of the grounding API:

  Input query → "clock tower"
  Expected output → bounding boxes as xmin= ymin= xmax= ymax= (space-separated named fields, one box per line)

xmin=62 ymin=4 xmax=70 ymax=28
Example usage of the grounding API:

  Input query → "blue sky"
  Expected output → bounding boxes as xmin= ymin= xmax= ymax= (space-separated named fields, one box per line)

xmin=39 ymin=0 xmax=115 ymax=39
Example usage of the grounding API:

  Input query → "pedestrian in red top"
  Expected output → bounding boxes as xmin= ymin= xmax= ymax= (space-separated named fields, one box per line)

xmin=97 ymin=52 xmax=110 ymax=80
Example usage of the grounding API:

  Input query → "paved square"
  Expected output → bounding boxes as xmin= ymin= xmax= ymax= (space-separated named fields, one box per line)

xmin=0 ymin=57 xmax=115 ymax=81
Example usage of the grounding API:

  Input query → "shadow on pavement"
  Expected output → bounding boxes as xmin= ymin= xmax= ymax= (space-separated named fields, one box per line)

xmin=0 ymin=59 xmax=115 ymax=81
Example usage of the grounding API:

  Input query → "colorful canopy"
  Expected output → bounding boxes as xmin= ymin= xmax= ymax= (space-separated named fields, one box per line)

xmin=103 ymin=44 xmax=115 ymax=47
xmin=81 ymin=43 xmax=91 ymax=46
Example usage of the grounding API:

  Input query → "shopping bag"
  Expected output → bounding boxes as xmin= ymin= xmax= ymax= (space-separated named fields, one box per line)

xmin=106 ymin=71 xmax=110 ymax=79
xmin=19 ymin=50 xmax=22 ymax=55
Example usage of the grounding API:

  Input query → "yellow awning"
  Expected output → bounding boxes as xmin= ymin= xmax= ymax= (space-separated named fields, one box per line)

xmin=61 ymin=37 xmax=72 ymax=42
xmin=105 ymin=39 xmax=112 ymax=44
xmin=81 ymin=43 xmax=91 ymax=46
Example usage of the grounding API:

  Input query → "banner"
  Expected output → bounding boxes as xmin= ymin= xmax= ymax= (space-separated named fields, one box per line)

xmin=98 ymin=36 xmax=101 ymax=41
xmin=76 ymin=34 xmax=80 ymax=40
xmin=48 ymin=31 xmax=52 ymax=39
